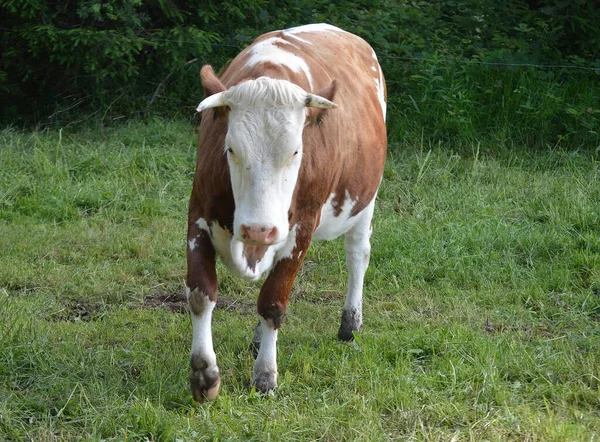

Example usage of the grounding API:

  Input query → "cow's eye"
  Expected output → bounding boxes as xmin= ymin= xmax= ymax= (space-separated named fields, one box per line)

xmin=293 ymin=150 xmax=299 ymax=156
xmin=227 ymin=147 xmax=234 ymax=155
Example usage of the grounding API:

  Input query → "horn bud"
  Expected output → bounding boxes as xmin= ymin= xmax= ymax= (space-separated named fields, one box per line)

xmin=305 ymin=93 xmax=337 ymax=109
xmin=196 ymin=92 xmax=228 ymax=112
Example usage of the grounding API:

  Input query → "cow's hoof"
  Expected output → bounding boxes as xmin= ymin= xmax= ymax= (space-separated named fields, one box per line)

xmin=338 ymin=308 xmax=361 ymax=342
xmin=190 ymin=355 xmax=220 ymax=401
xmin=337 ymin=326 xmax=356 ymax=342
xmin=252 ymin=371 xmax=277 ymax=394
xmin=191 ymin=374 xmax=220 ymax=401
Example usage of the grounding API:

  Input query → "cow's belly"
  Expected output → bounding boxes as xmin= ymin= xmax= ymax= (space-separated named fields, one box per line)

xmin=313 ymin=192 xmax=375 ymax=241
xmin=198 ymin=219 xmax=298 ymax=280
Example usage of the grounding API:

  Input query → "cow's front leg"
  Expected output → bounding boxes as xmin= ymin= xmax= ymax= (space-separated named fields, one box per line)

xmin=253 ymin=233 xmax=309 ymax=393
xmin=186 ymin=224 xmax=220 ymax=401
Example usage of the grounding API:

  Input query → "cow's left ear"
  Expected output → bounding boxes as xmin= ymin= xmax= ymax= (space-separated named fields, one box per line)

xmin=305 ymin=80 xmax=338 ymax=126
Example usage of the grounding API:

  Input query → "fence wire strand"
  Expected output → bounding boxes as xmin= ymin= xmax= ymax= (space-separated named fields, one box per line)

xmin=145 ymin=37 xmax=600 ymax=72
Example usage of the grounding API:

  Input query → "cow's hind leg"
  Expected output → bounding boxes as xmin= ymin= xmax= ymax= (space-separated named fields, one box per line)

xmin=249 ymin=320 xmax=262 ymax=359
xmin=338 ymin=198 xmax=375 ymax=341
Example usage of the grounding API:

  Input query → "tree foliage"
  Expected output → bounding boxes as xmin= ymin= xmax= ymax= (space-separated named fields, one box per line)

xmin=1 ymin=0 xmax=599 ymax=146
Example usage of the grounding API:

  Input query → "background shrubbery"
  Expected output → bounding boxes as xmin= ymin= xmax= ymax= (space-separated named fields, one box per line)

xmin=1 ymin=0 xmax=599 ymax=148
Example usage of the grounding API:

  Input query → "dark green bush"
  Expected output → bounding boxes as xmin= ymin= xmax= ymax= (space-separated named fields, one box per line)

xmin=1 ymin=0 xmax=599 ymax=148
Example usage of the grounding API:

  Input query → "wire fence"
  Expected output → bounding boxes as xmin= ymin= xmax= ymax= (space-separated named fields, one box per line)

xmin=145 ymin=36 xmax=600 ymax=73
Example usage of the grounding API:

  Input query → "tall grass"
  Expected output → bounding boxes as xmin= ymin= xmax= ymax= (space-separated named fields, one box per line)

xmin=387 ymin=63 xmax=600 ymax=150
xmin=1 ymin=119 xmax=599 ymax=440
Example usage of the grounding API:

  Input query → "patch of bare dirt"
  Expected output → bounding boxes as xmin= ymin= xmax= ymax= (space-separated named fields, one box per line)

xmin=143 ymin=292 xmax=188 ymax=313
xmin=47 ymin=302 xmax=107 ymax=322
xmin=483 ymin=318 xmax=554 ymax=338
xmin=142 ymin=292 xmax=254 ymax=315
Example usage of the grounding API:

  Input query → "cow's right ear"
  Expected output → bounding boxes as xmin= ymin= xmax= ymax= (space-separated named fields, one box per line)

xmin=198 ymin=65 xmax=229 ymax=117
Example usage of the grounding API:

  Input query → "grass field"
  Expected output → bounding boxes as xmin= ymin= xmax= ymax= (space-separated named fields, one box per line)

xmin=1 ymin=119 xmax=599 ymax=441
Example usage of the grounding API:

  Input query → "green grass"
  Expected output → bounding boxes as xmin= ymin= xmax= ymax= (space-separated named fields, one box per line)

xmin=1 ymin=119 xmax=599 ymax=441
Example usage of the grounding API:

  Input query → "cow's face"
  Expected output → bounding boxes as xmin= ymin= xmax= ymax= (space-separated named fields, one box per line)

xmin=197 ymin=73 xmax=336 ymax=246
xmin=225 ymin=107 xmax=304 ymax=245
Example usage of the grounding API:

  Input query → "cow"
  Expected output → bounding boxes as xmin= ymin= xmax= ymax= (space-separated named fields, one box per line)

xmin=186 ymin=23 xmax=387 ymax=401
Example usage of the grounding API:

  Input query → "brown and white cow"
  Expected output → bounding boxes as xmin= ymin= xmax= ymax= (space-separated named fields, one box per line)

xmin=186 ymin=24 xmax=387 ymax=400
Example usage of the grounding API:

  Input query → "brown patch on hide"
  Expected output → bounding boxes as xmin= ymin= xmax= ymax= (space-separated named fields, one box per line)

xmin=186 ymin=216 xmax=218 ymax=302
xmin=332 ymin=191 xmax=346 ymax=217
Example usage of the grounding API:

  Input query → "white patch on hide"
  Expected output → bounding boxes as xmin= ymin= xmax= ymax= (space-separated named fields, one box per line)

xmin=371 ymin=52 xmax=387 ymax=121
xmin=245 ymin=37 xmax=314 ymax=90
xmin=282 ymin=24 xmax=344 ymax=45
xmin=189 ymin=292 xmax=217 ymax=365
xmin=196 ymin=217 xmax=209 ymax=232
xmin=313 ymin=190 xmax=363 ymax=241
xmin=274 ymin=224 xmax=298 ymax=261
xmin=188 ymin=238 xmax=197 ymax=251
xmin=284 ymin=23 xmax=343 ymax=36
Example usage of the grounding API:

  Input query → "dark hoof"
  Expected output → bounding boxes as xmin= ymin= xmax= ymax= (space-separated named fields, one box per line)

xmin=252 ymin=371 xmax=277 ymax=394
xmin=190 ymin=355 xmax=220 ymax=401
xmin=338 ymin=309 xmax=361 ymax=342
xmin=337 ymin=326 xmax=356 ymax=342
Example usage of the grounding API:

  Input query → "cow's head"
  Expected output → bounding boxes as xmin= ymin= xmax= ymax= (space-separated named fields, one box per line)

xmin=197 ymin=65 xmax=337 ymax=246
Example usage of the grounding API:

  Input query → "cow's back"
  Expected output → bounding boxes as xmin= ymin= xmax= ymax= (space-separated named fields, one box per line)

xmin=218 ymin=24 xmax=387 ymax=230
xmin=194 ymin=24 xmax=386 ymax=238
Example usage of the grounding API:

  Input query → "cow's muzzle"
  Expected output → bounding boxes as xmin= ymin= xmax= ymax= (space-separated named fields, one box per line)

xmin=240 ymin=224 xmax=278 ymax=246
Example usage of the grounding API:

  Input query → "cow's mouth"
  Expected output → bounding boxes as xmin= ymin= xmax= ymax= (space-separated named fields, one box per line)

xmin=242 ymin=244 xmax=270 ymax=272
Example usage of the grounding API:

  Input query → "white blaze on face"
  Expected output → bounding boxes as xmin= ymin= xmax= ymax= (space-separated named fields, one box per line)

xmin=223 ymin=79 xmax=308 ymax=246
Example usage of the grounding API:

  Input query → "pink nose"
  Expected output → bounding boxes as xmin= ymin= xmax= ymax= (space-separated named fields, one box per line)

xmin=240 ymin=224 xmax=278 ymax=245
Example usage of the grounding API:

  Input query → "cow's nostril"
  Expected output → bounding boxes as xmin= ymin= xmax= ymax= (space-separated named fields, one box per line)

xmin=240 ymin=224 xmax=278 ymax=245
xmin=265 ymin=227 xmax=278 ymax=242
xmin=241 ymin=225 xmax=250 ymax=239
